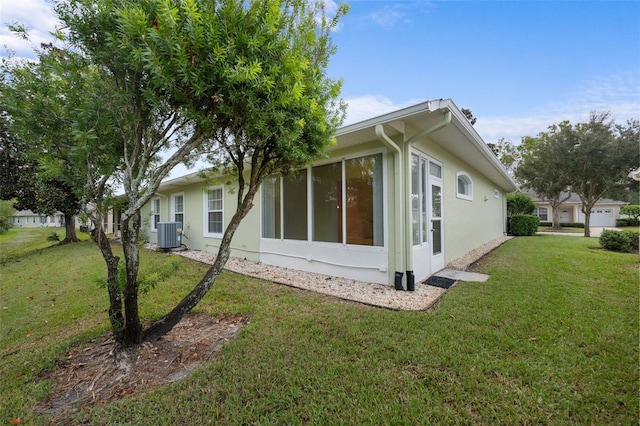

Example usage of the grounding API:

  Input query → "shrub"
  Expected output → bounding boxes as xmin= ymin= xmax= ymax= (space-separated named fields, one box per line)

xmin=623 ymin=230 xmax=639 ymax=252
xmin=507 ymin=193 xmax=536 ymax=216
xmin=538 ymin=221 xmax=585 ymax=228
xmin=47 ymin=232 xmax=60 ymax=242
xmin=620 ymin=205 xmax=640 ymax=225
xmin=561 ymin=222 xmax=585 ymax=228
xmin=509 ymin=215 xmax=540 ymax=236
xmin=599 ymin=229 xmax=639 ymax=253
xmin=616 ymin=217 xmax=638 ymax=227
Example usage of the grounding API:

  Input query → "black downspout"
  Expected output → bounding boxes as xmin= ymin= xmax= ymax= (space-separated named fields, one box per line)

xmin=394 ymin=271 xmax=404 ymax=291
xmin=406 ymin=270 xmax=415 ymax=291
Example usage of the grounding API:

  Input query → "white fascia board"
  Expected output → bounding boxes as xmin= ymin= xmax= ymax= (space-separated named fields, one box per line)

xmin=445 ymin=100 xmax=519 ymax=192
xmin=335 ymin=99 xmax=444 ymax=137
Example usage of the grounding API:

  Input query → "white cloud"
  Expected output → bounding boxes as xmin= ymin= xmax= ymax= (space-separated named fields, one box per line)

xmin=368 ymin=4 xmax=411 ymax=29
xmin=0 ymin=0 xmax=60 ymax=58
xmin=477 ymin=71 xmax=640 ymax=144
xmin=343 ymin=95 xmax=424 ymax=125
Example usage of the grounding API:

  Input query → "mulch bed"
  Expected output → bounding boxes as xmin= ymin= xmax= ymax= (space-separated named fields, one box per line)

xmin=34 ymin=313 xmax=248 ymax=422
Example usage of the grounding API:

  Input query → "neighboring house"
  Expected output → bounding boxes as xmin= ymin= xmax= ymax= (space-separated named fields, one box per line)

xmin=10 ymin=210 xmax=66 ymax=228
xmin=522 ymin=189 xmax=627 ymax=227
xmin=80 ymin=203 xmax=123 ymax=237
xmin=142 ymin=99 xmax=518 ymax=289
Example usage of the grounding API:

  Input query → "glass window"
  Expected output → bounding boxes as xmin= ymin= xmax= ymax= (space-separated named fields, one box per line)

xmin=456 ymin=172 xmax=473 ymax=200
xmin=411 ymin=154 xmax=420 ymax=245
xmin=312 ymin=162 xmax=343 ymax=243
xmin=262 ymin=171 xmax=307 ymax=240
xmin=429 ymin=162 xmax=442 ymax=179
xmin=283 ymin=170 xmax=308 ymax=240
xmin=536 ymin=207 xmax=548 ymax=221
xmin=345 ymin=153 xmax=383 ymax=246
xmin=412 ymin=154 xmax=432 ymax=245
xmin=207 ymin=188 xmax=224 ymax=235
xmin=263 ymin=154 xmax=384 ymax=247
xmin=151 ymin=198 xmax=160 ymax=231
xmin=262 ymin=177 xmax=281 ymax=239
xmin=173 ymin=194 xmax=184 ymax=228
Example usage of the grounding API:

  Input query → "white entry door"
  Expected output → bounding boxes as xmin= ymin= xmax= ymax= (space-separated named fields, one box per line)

xmin=411 ymin=155 xmax=431 ymax=281
xmin=411 ymin=154 xmax=444 ymax=281
xmin=430 ymin=181 xmax=445 ymax=272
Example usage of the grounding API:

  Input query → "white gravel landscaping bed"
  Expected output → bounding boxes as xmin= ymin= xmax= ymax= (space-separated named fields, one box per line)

xmin=148 ymin=236 xmax=511 ymax=311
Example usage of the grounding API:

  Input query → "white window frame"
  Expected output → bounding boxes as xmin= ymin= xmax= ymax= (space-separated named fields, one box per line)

xmin=203 ymin=186 xmax=224 ymax=238
xmin=310 ymin=149 xmax=387 ymax=247
xmin=536 ymin=207 xmax=548 ymax=221
xmin=456 ymin=171 xmax=473 ymax=201
xmin=171 ymin=193 xmax=185 ymax=229
xmin=151 ymin=197 xmax=161 ymax=232
xmin=260 ymin=149 xmax=387 ymax=249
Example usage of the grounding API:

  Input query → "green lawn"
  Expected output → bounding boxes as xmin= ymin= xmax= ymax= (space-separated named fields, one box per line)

xmin=1 ymin=231 xmax=638 ymax=424
xmin=0 ymin=226 xmax=90 ymax=264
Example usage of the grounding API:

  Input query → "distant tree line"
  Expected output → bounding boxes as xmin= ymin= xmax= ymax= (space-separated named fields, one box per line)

xmin=488 ymin=113 xmax=639 ymax=237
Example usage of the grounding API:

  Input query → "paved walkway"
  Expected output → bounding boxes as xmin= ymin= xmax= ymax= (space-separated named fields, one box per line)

xmin=433 ymin=269 xmax=489 ymax=282
xmin=537 ymin=227 xmax=619 ymax=238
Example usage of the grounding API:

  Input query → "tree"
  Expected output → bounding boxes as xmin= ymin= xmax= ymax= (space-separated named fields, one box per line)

xmin=516 ymin=122 xmax=574 ymax=230
xmin=487 ymin=138 xmax=520 ymax=178
xmin=519 ymin=113 xmax=639 ymax=237
xmin=0 ymin=53 xmax=83 ymax=244
xmin=2 ymin=42 xmax=137 ymax=339
xmin=506 ymin=193 xmax=535 ymax=216
xmin=567 ymin=113 xmax=639 ymax=237
xmin=606 ymin=120 xmax=640 ymax=204
xmin=53 ymin=0 xmax=347 ymax=345
xmin=0 ymin=200 xmax=15 ymax=234
xmin=620 ymin=205 xmax=640 ymax=225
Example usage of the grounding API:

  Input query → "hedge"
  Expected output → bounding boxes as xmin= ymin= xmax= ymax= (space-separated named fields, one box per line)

xmin=509 ymin=215 xmax=540 ymax=236
xmin=599 ymin=229 xmax=640 ymax=253
xmin=539 ymin=222 xmax=585 ymax=228
xmin=616 ymin=218 xmax=639 ymax=227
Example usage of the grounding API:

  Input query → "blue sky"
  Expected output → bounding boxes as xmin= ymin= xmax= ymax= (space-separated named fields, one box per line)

xmin=2 ymin=0 xmax=639 ymax=147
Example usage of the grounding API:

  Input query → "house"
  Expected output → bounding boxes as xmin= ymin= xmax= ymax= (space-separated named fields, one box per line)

xmin=10 ymin=210 xmax=66 ymax=228
xmin=142 ymin=99 xmax=518 ymax=289
xmin=522 ymin=189 xmax=627 ymax=227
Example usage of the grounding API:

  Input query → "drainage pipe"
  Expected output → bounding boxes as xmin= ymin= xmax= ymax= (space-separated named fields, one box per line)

xmin=375 ymin=124 xmax=405 ymax=290
xmin=403 ymin=111 xmax=452 ymax=291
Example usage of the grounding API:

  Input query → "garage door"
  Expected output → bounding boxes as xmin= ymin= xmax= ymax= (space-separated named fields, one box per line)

xmin=590 ymin=209 xmax=615 ymax=227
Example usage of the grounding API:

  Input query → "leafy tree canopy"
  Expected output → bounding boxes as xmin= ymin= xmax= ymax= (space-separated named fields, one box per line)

xmin=42 ymin=0 xmax=349 ymax=345
xmin=507 ymin=193 xmax=535 ymax=216
xmin=516 ymin=113 xmax=639 ymax=236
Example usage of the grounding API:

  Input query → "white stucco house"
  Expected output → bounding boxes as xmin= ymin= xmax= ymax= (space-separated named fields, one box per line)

xmin=142 ymin=99 xmax=518 ymax=290
xmin=10 ymin=210 xmax=66 ymax=228
xmin=523 ymin=189 xmax=628 ymax=227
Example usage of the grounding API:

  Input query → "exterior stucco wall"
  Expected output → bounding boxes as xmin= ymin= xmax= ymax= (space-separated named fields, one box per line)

xmin=413 ymin=138 xmax=507 ymax=265
xmin=142 ymin=177 xmax=262 ymax=261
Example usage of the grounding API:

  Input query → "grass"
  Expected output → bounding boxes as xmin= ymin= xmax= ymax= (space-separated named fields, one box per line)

xmin=537 ymin=226 xmax=584 ymax=233
xmin=1 ymin=229 xmax=638 ymax=424
xmin=0 ymin=226 xmax=90 ymax=264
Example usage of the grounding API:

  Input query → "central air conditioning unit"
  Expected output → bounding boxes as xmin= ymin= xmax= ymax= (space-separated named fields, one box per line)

xmin=157 ymin=222 xmax=181 ymax=249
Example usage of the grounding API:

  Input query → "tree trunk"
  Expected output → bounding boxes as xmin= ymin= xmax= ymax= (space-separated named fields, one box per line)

xmin=583 ymin=213 xmax=591 ymax=237
xmin=91 ymin=226 xmax=124 ymax=344
xmin=121 ymin=210 xmax=144 ymax=345
xmin=551 ymin=198 xmax=562 ymax=230
xmin=581 ymin=201 xmax=596 ymax=237
xmin=144 ymin=183 xmax=260 ymax=342
xmin=61 ymin=213 xmax=80 ymax=244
